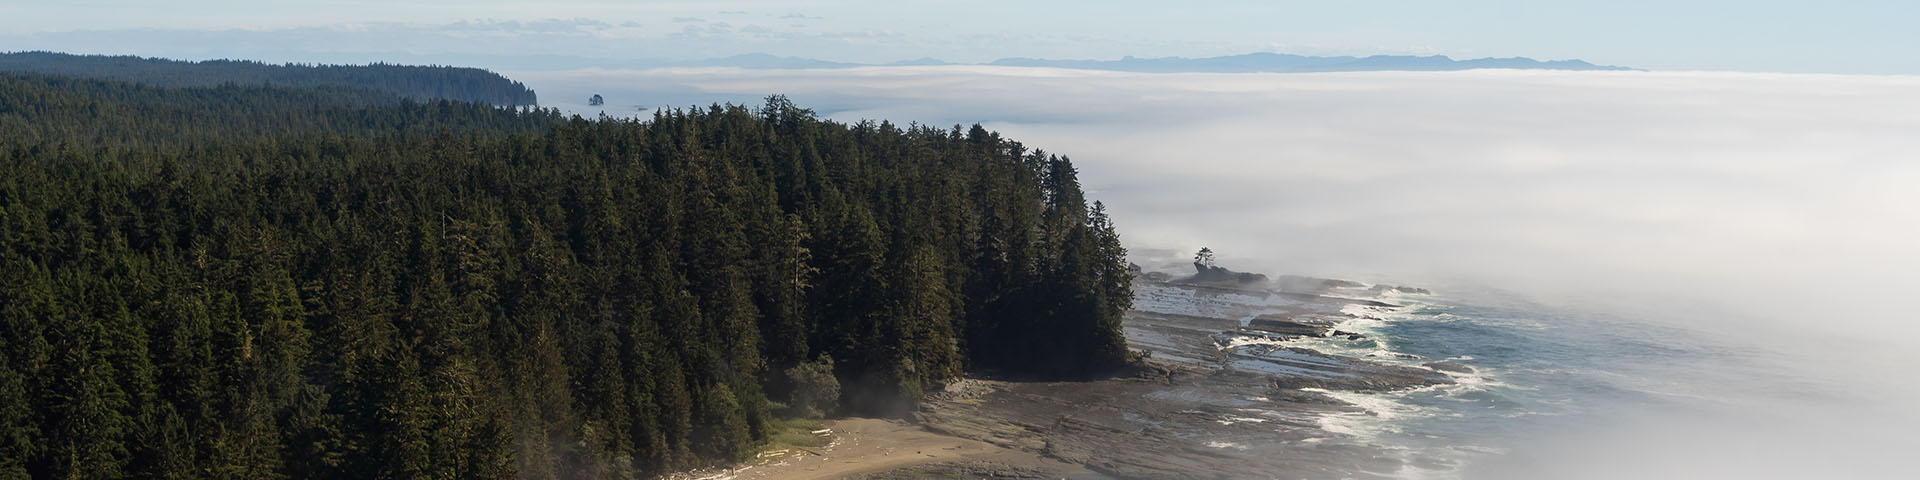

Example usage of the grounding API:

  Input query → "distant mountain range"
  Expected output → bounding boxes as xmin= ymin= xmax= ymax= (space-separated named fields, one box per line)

xmin=642 ymin=52 xmax=1635 ymax=73
xmin=984 ymin=52 xmax=1635 ymax=73
xmin=145 ymin=50 xmax=1633 ymax=74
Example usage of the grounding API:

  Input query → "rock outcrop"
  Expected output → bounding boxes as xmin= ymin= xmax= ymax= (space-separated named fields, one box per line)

xmin=912 ymin=272 xmax=1457 ymax=479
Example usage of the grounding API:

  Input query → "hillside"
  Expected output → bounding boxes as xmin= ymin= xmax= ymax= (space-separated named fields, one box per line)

xmin=0 ymin=75 xmax=1132 ymax=479
xmin=0 ymin=51 xmax=538 ymax=106
xmin=0 ymin=73 xmax=559 ymax=146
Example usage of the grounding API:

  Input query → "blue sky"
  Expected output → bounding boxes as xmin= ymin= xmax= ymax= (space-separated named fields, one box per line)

xmin=2 ymin=0 xmax=1916 ymax=73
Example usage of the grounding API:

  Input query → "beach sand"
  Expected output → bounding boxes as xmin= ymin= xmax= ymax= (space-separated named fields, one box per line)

xmin=681 ymin=417 xmax=1095 ymax=480
xmin=677 ymin=275 xmax=1451 ymax=479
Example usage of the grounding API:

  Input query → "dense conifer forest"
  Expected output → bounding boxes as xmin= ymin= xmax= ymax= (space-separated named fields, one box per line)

xmin=0 ymin=74 xmax=558 ymax=147
xmin=0 ymin=52 xmax=538 ymax=106
xmin=0 ymin=70 xmax=1133 ymax=479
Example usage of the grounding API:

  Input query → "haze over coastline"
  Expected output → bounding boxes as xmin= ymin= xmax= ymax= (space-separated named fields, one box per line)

xmin=7 ymin=1 xmax=1919 ymax=478
xmin=521 ymin=66 xmax=1920 ymax=335
xmin=510 ymin=64 xmax=1920 ymax=477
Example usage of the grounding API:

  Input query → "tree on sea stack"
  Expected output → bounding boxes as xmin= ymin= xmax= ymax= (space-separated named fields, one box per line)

xmin=588 ymin=94 xmax=604 ymax=106
xmin=1195 ymin=247 xmax=1215 ymax=267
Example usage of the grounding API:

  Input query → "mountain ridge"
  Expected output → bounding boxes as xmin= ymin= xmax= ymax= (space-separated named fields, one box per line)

xmin=986 ymin=52 xmax=1635 ymax=72
xmin=0 ymin=50 xmax=540 ymax=105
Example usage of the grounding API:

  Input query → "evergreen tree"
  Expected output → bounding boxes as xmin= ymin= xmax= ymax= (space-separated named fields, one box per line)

xmin=0 ymin=52 xmax=538 ymax=105
xmin=0 ymin=72 xmax=1137 ymax=479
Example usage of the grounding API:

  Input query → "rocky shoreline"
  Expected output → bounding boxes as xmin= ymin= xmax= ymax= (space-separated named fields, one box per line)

xmin=878 ymin=271 xmax=1464 ymax=479
xmin=719 ymin=269 xmax=1468 ymax=479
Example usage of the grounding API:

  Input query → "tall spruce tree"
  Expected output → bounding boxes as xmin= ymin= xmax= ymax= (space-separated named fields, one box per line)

xmin=0 ymin=73 xmax=1136 ymax=479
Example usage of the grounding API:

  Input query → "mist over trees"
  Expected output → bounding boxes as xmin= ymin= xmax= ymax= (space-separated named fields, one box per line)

xmin=0 ymin=68 xmax=1132 ymax=479
xmin=0 ymin=51 xmax=538 ymax=106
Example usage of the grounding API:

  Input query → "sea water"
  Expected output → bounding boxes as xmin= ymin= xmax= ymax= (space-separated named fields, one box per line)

xmin=1280 ymin=286 xmax=1918 ymax=479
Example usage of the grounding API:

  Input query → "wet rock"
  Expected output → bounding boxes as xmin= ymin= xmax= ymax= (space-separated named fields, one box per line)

xmin=853 ymin=461 xmax=1062 ymax=479
xmin=915 ymin=362 xmax=1398 ymax=480
xmin=1186 ymin=262 xmax=1270 ymax=284
xmin=1424 ymin=361 xmax=1474 ymax=374
xmin=1274 ymin=274 xmax=1368 ymax=294
xmin=1130 ymin=362 xmax=1177 ymax=384
xmin=1367 ymin=284 xmax=1434 ymax=296
xmin=1255 ymin=348 xmax=1453 ymax=392
xmin=911 ymin=276 xmax=1458 ymax=479
xmin=1246 ymin=315 xmax=1336 ymax=338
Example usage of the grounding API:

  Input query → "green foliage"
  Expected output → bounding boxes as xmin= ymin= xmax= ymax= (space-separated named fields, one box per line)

xmin=782 ymin=357 xmax=840 ymax=419
xmin=0 ymin=73 xmax=558 ymax=147
xmin=0 ymin=51 xmax=537 ymax=105
xmin=0 ymin=72 xmax=1133 ymax=479
xmin=761 ymin=417 xmax=830 ymax=450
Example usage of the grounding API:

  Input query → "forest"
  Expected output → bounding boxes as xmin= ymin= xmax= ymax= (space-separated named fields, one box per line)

xmin=0 ymin=69 xmax=1133 ymax=479
xmin=0 ymin=52 xmax=537 ymax=106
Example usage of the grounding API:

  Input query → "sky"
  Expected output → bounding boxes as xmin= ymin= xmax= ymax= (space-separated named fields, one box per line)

xmin=3 ymin=0 xmax=1918 ymax=74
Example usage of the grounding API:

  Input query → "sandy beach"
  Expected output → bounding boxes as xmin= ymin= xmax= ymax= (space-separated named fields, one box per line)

xmin=674 ymin=275 xmax=1460 ymax=479
xmin=676 ymin=417 xmax=1094 ymax=480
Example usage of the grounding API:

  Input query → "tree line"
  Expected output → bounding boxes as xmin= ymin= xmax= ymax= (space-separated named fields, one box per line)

xmin=0 ymin=73 xmax=558 ymax=148
xmin=0 ymin=51 xmax=538 ymax=106
xmin=0 ymin=72 xmax=1133 ymax=479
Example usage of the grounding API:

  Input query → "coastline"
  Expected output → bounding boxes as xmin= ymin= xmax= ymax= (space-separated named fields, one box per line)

xmin=670 ymin=417 xmax=1095 ymax=480
xmin=690 ymin=272 xmax=1467 ymax=479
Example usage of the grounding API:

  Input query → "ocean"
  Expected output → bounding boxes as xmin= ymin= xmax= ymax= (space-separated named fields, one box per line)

xmin=1277 ymin=285 xmax=1920 ymax=479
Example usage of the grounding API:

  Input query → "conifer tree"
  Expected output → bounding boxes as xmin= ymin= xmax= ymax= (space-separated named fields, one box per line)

xmin=0 ymin=74 xmax=1139 ymax=478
